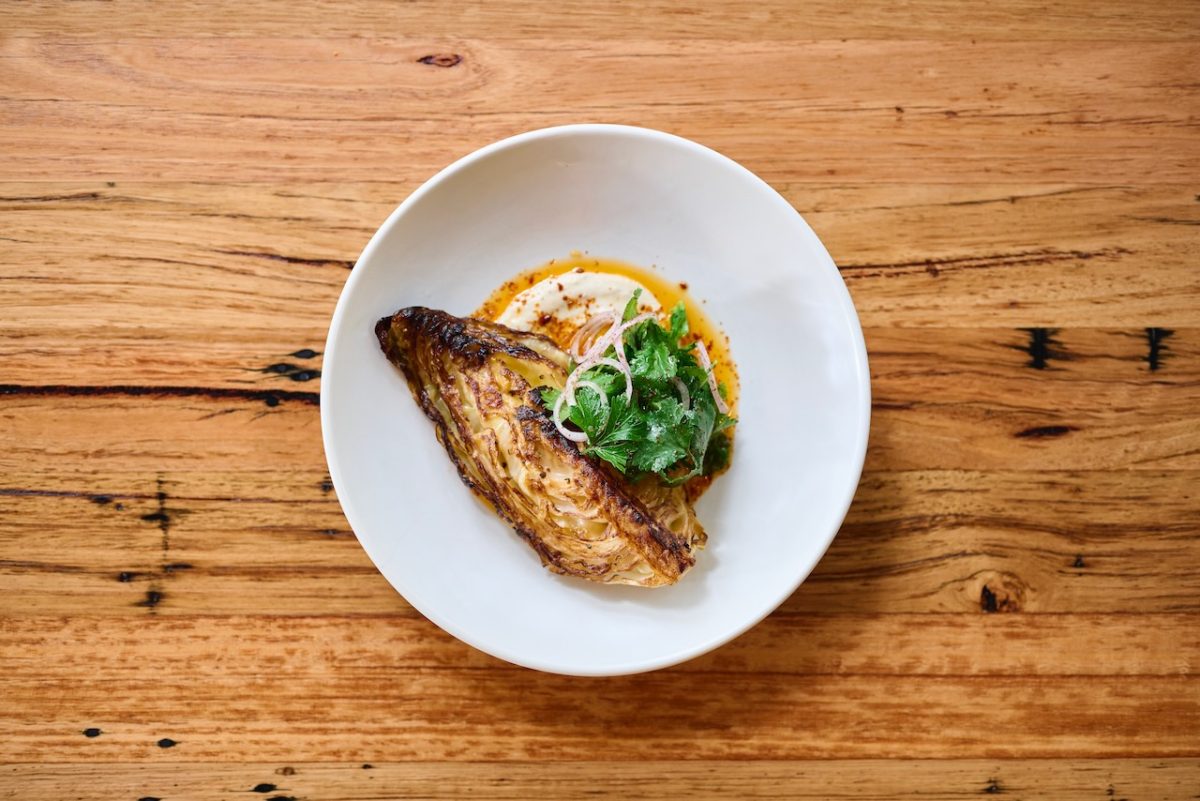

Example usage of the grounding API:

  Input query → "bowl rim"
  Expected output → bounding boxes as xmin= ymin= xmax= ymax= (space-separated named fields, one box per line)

xmin=321 ymin=123 xmax=871 ymax=675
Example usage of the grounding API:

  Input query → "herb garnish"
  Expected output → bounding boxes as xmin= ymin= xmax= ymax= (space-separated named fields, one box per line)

xmin=541 ymin=291 xmax=735 ymax=484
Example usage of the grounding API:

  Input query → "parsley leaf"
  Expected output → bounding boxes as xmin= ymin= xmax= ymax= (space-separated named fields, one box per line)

xmin=632 ymin=439 xmax=688 ymax=474
xmin=634 ymin=396 xmax=691 ymax=473
xmin=669 ymin=301 xmax=689 ymax=341
xmin=628 ymin=321 xmax=677 ymax=382
xmin=570 ymin=384 xmax=609 ymax=434
xmin=577 ymin=365 xmax=623 ymax=396
xmin=621 ymin=288 xmax=643 ymax=323
xmin=597 ymin=394 xmax=642 ymax=445
xmin=539 ymin=386 xmax=561 ymax=408
xmin=629 ymin=342 xmax=676 ymax=382
xmin=585 ymin=442 xmax=631 ymax=473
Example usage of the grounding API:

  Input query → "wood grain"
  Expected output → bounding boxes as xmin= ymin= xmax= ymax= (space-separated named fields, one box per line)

xmin=1 ymin=668 xmax=1196 ymax=760
xmin=2 ymin=0 xmax=1199 ymax=796
xmin=2 ymin=38 xmax=1197 ymax=183
xmin=4 ymin=613 xmax=1196 ymax=679
xmin=3 ymin=461 xmax=1199 ymax=616
xmin=1 ymin=182 xmax=1196 ymax=380
xmin=6 ymin=0 xmax=1199 ymax=40
xmin=6 ymin=760 xmax=1199 ymax=801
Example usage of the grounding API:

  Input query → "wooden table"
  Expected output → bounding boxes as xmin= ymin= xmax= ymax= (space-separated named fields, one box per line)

xmin=3 ymin=2 xmax=1198 ymax=798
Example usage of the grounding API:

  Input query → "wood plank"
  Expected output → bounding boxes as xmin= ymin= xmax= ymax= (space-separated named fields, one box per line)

xmin=3 ymin=759 xmax=1199 ymax=800
xmin=2 ymin=39 xmax=1197 ymax=182
xmin=2 ymin=614 xmax=1195 ymax=678
xmin=4 ymin=0 xmax=1198 ymax=40
xmin=5 ymin=328 xmax=1193 ymax=462
xmin=2 ymin=460 xmax=1198 ymax=615
xmin=0 ymin=670 xmax=1195 ymax=760
xmin=6 ymin=321 xmax=1196 ymax=477
xmin=1 ymin=183 xmax=1197 ymax=378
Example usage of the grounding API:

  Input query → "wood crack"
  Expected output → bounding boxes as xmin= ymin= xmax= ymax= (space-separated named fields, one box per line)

xmin=0 ymin=384 xmax=319 ymax=406
xmin=214 ymin=249 xmax=354 ymax=269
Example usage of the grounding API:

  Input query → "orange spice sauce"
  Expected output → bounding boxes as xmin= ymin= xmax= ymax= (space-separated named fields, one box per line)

xmin=475 ymin=252 xmax=739 ymax=413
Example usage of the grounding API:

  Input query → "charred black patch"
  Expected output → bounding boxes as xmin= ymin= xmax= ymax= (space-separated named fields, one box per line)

xmin=320 ymin=477 xmax=334 ymax=494
xmin=145 ymin=477 xmax=171 ymax=551
xmin=1145 ymin=327 xmax=1174 ymax=371
xmin=418 ymin=53 xmax=462 ymax=68
xmin=117 ymin=571 xmax=136 ymax=582
xmin=135 ymin=590 xmax=163 ymax=608
xmin=381 ymin=307 xmax=561 ymax=370
xmin=1015 ymin=424 xmax=1077 ymax=439
xmin=252 ymin=784 xmax=277 ymax=793
xmin=137 ymin=477 xmax=195 ymax=609
xmin=91 ymin=495 xmax=113 ymax=505
xmin=290 ymin=348 xmax=319 ymax=359
xmin=83 ymin=727 xmax=102 ymax=738
xmin=261 ymin=363 xmax=321 ymax=382
xmin=1073 ymin=554 xmax=1086 ymax=568
xmin=1017 ymin=328 xmax=1069 ymax=369
xmin=156 ymin=738 xmax=177 ymax=748
xmin=980 ymin=579 xmax=1023 ymax=613
xmin=984 ymin=779 xmax=1004 ymax=794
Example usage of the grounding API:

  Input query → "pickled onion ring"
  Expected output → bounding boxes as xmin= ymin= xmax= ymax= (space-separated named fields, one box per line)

xmin=693 ymin=339 xmax=729 ymax=415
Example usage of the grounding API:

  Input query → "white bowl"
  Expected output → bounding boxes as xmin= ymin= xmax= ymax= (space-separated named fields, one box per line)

xmin=322 ymin=124 xmax=869 ymax=676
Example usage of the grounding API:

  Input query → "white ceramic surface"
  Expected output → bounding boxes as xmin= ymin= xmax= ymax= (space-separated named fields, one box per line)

xmin=321 ymin=124 xmax=870 ymax=676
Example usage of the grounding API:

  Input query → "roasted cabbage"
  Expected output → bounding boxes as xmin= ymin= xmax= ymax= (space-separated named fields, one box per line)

xmin=376 ymin=306 xmax=705 ymax=587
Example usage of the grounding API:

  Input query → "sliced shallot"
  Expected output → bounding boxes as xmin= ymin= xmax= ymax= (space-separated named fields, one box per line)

xmin=552 ymin=392 xmax=589 ymax=443
xmin=693 ymin=339 xmax=729 ymax=415
xmin=577 ymin=316 xmax=623 ymax=364
xmin=569 ymin=312 xmax=614 ymax=360
xmin=578 ymin=311 xmax=653 ymax=365
xmin=671 ymin=377 xmax=691 ymax=410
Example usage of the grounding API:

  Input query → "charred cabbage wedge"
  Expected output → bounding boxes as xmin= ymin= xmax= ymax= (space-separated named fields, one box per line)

xmin=376 ymin=307 xmax=705 ymax=587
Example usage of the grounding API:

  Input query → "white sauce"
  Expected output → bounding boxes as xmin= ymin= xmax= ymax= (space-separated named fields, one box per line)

xmin=497 ymin=268 xmax=661 ymax=336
